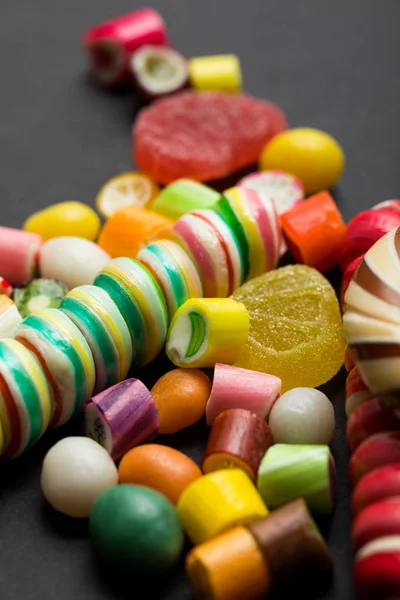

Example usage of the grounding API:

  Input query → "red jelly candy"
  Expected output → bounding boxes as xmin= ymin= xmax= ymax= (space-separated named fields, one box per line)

xmin=133 ymin=91 xmax=287 ymax=184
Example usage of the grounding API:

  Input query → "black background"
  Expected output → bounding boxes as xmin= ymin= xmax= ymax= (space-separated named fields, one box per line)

xmin=1 ymin=1 xmax=399 ymax=598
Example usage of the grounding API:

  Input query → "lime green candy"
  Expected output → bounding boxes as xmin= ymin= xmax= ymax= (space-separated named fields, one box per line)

xmin=90 ymin=485 xmax=184 ymax=575
xmin=152 ymin=179 xmax=220 ymax=221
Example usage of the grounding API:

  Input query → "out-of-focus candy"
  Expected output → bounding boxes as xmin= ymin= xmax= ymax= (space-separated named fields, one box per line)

xmin=354 ymin=536 xmax=400 ymax=600
xmin=0 ymin=339 xmax=52 ymax=459
xmin=259 ymin=128 xmax=345 ymax=195
xmin=352 ymin=465 xmax=400 ymax=516
xmin=118 ymin=444 xmax=202 ymax=505
xmin=39 ymin=237 xmax=110 ymax=289
xmin=97 ymin=205 xmax=173 ymax=258
xmin=136 ymin=239 xmax=203 ymax=320
xmin=345 ymin=366 xmax=374 ymax=417
xmin=280 ymin=191 xmax=346 ymax=272
xmin=257 ymin=444 xmax=335 ymax=513
xmin=15 ymin=308 xmax=95 ymax=427
xmin=188 ymin=54 xmax=242 ymax=93
xmin=239 ymin=170 xmax=304 ymax=215
xmin=151 ymin=368 xmax=211 ymax=434
xmin=23 ymin=201 xmax=101 ymax=242
xmin=0 ymin=226 xmax=42 ymax=286
xmin=202 ymin=409 xmax=273 ymax=482
xmin=151 ymin=179 xmax=220 ymax=221
xmin=0 ymin=277 xmax=12 ymax=297
xmin=213 ymin=186 xmax=282 ymax=281
xmin=346 ymin=397 xmax=400 ymax=452
xmin=372 ymin=199 xmax=400 ymax=213
xmin=352 ymin=498 xmax=400 ymax=551
xmin=0 ymin=295 xmax=22 ymax=338
xmin=172 ymin=209 xmax=244 ymax=297
xmin=349 ymin=432 xmax=400 ymax=485
xmin=94 ymin=258 xmax=168 ymax=368
xmin=205 ymin=363 xmax=281 ymax=426
xmin=60 ymin=285 xmax=132 ymax=393
xmin=130 ymin=45 xmax=189 ymax=99
xmin=82 ymin=8 xmax=169 ymax=87
xmin=166 ymin=298 xmax=249 ymax=369
xmin=85 ymin=378 xmax=158 ymax=460
xmin=269 ymin=388 xmax=335 ymax=445
xmin=95 ymin=172 xmax=159 ymax=219
xmin=14 ymin=278 xmax=68 ymax=318
xmin=177 ymin=468 xmax=268 ymax=545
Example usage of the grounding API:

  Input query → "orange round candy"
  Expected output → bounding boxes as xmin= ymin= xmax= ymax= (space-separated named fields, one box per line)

xmin=118 ymin=444 xmax=202 ymax=505
xmin=151 ymin=368 xmax=211 ymax=434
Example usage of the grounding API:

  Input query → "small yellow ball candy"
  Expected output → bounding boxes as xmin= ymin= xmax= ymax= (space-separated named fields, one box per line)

xmin=259 ymin=128 xmax=345 ymax=195
xmin=23 ymin=201 xmax=101 ymax=242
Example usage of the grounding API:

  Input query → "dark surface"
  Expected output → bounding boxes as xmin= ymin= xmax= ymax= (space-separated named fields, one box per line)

xmin=0 ymin=0 xmax=399 ymax=598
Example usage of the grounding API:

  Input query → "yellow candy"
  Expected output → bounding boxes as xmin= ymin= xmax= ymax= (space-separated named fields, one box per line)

xmin=23 ymin=201 xmax=100 ymax=242
xmin=188 ymin=55 xmax=242 ymax=93
xmin=165 ymin=298 xmax=249 ymax=369
xmin=231 ymin=265 xmax=345 ymax=392
xmin=259 ymin=128 xmax=345 ymax=195
xmin=177 ymin=469 xmax=268 ymax=545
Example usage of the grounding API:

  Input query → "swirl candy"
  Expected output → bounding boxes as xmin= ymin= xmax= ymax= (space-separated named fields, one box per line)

xmin=94 ymin=258 xmax=168 ymax=368
xmin=15 ymin=309 xmax=96 ymax=427
xmin=59 ymin=285 xmax=132 ymax=393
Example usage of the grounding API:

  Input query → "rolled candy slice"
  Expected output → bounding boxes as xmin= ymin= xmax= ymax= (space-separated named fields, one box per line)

xmin=82 ymin=8 xmax=169 ymax=87
xmin=186 ymin=526 xmax=270 ymax=600
xmin=166 ymin=298 xmax=249 ymax=369
xmin=239 ymin=170 xmax=304 ymax=215
xmin=15 ymin=308 xmax=96 ymax=427
xmin=352 ymin=498 xmax=400 ymax=551
xmin=257 ymin=444 xmax=335 ymax=514
xmin=0 ymin=226 xmax=42 ymax=286
xmin=14 ymin=278 xmax=68 ymax=318
xmin=151 ymin=179 xmax=220 ymax=221
xmin=202 ymin=409 xmax=273 ymax=482
xmin=188 ymin=54 xmax=242 ymax=93
xmin=177 ymin=468 xmax=268 ymax=545
xmin=95 ymin=172 xmax=159 ymax=219
xmin=59 ymin=285 xmax=132 ymax=393
xmin=354 ymin=536 xmax=400 ymax=600
xmin=206 ymin=363 xmax=281 ymax=426
xmin=0 ymin=295 xmax=22 ymax=338
xmin=94 ymin=258 xmax=168 ymax=367
xmin=346 ymin=396 xmax=400 ymax=452
xmin=85 ymin=378 xmax=158 ymax=461
xmin=349 ymin=432 xmax=400 ymax=485
xmin=0 ymin=277 xmax=12 ymax=297
xmin=213 ymin=186 xmax=281 ymax=281
xmin=130 ymin=45 xmax=189 ymax=100
xmin=352 ymin=465 xmax=400 ymax=516
xmin=172 ymin=209 xmax=244 ymax=297
xmin=345 ymin=367 xmax=374 ymax=417
xmin=0 ymin=339 xmax=52 ymax=459
xmin=136 ymin=239 xmax=203 ymax=320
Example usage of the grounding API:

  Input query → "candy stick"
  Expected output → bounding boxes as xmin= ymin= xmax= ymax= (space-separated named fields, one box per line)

xmin=0 ymin=226 xmax=42 ymax=286
xmin=239 ymin=170 xmax=304 ymax=215
xmin=85 ymin=378 xmax=158 ymax=461
xmin=166 ymin=298 xmax=249 ymax=369
xmin=352 ymin=498 xmax=400 ymax=551
xmin=349 ymin=432 xmax=400 ymax=485
xmin=0 ymin=295 xmax=22 ymax=338
xmin=352 ymin=465 xmax=400 ymax=516
xmin=354 ymin=536 xmax=400 ymax=600
xmin=346 ymin=397 xmax=400 ymax=452
xmin=188 ymin=54 xmax=242 ymax=93
xmin=151 ymin=179 xmax=220 ymax=221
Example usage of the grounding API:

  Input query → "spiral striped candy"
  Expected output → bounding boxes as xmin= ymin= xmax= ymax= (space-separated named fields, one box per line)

xmin=0 ymin=339 xmax=52 ymax=459
xmin=94 ymin=258 xmax=168 ymax=367
xmin=15 ymin=309 xmax=96 ymax=427
xmin=213 ymin=186 xmax=281 ymax=281
xmin=136 ymin=239 xmax=203 ymax=320
xmin=59 ymin=285 xmax=132 ymax=393
xmin=172 ymin=209 xmax=244 ymax=297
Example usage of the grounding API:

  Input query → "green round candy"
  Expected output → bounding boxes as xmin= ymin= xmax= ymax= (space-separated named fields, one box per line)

xmin=90 ymin=484 xmax=184 ymax=575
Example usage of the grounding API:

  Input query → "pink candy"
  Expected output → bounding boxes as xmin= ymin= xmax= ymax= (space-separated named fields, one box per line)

xmin=0 ymin=226 xmax=42 ymax=286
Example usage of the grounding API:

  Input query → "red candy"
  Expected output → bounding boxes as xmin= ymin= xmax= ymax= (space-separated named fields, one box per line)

xmin=352 ymin=465 xmax=400 ymax=515
xmin=354 ymin=549 xmax=400 ymax=599
xmin=340 ymin=254 xmax=363 ymax=309
xmin=346 ymin=397 xmax=400 ymax=452
xmin=352 ymin=498 xmax=400 ymax=551
xmin=349 ymin=432 xmax=400 ymax=485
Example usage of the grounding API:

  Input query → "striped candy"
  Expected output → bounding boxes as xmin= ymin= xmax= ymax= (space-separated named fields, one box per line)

xmin=137 ymin=239 xmax=203 ymax=320
xmin=172 ymin=209 xmax=244 ymax=297
xmin=59 ymin=285 xmax=132 ymax=393
xmin=15 ymin=309 xmax=96 ymax=427
xmin=94 ymin=258 xmax=168 ymax=368
xmin=0 ymin=339 xmax=52 ymax=459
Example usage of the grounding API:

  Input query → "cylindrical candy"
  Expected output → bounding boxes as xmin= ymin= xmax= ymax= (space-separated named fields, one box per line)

xmin=352 ymin=465 xmax=400 ymax=516
xmin=0 ymin=226 xmax=42 ymax=286
xmin=15 ymin=309 xmax=96 ymax=427
xmin=85 ymin=378 xmax=159 ymax=460
xmin=188 ymin=54 xmax=242 ymax=93
xmin=94 ymin=258 xmax=168 ymax=367
xmin=59 ymin=285 xmax=132 ymax=393
xmin=177 ymin=468 xmax=268 ymax=545
xmin=0 ymin=339 xmax=52 ymax=459
xmin=239 ymin=170 xmax=304 ymax=215
xmin=202 ymin=409 xmax=273 ymax=482
xmin=354 ymin=536 xmax=400 ymax=600
xmin=349 ymin=432 xmax=400 ymax=485
xmin=213 ymin=186 xmax=282 ymax=281
xmin=345 ymin=366 xmax=373 ymax=417
xmin=130 ymin=45 xmax=189 ymax=100
xmin=257 ymin=444 xmax=335 ymax=513
xmin=205 ymin=363 xmax=281 ymax=426
xmin=136 ymin=239 xmax=203 ymax=320
xmin=151 ymin=179 xmax=220 ymax=221
xmin=172 ymin=209 xmax=244 ymax=297
xmin=186 ymin=526 xmax=270 ymax=600
xmin=166 ymin=298 xmax=249 ymax=369
xmin=352 ymin=498 xmax=400 ymax=551
xmin=0 ymin=295 xmax=22 ymax=338
xmin=346 ymin=397 xmax=400 ymax=452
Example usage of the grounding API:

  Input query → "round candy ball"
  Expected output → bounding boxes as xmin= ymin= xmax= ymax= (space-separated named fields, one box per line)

xmin=41 ymin=437 xmax=118 ymax=518
xmin=269 ymin=387 xmax=335 ymax=445
xmin=90 ymin=484 xmax=184 ymax=575
xmin=259 ymin=128 xmax=345 ymax=195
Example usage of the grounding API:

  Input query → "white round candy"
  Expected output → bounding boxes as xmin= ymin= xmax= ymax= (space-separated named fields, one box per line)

xmin=269 ymin=387 xmax=335 ymax=445
xmin=41 ymin=436 xmax=118 ymax=518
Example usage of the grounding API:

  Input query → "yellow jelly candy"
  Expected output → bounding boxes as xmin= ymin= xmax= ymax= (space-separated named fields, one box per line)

xmin=96 ymin=172 xmax=159 ymax=219
xmin=231 ymin=265 xmax=345 ymax=392
xmin=23 ymin=201 xmax=100 ymax=242
xmin=259 ymin=128 xmax=345 ymax=195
